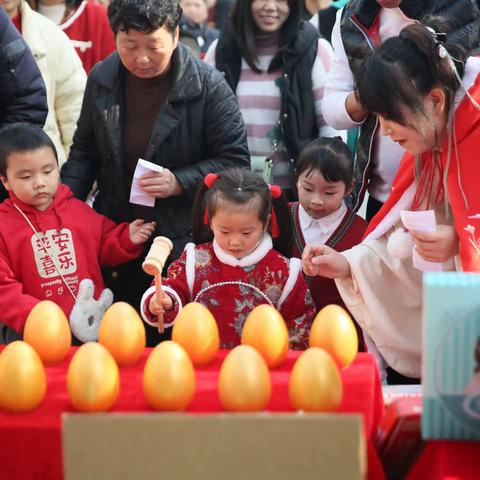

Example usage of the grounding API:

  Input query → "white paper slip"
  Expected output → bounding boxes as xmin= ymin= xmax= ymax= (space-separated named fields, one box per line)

xmin=129 ymin=158 xmax=163 ymax=207
xmin=400 ymin=210 xmax=443 ymax=272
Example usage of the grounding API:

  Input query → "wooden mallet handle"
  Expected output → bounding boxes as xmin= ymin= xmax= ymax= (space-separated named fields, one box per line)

xmin=154 ymin=271 xmax=164 ymax=333
xmin=142 ymin=236 xmax=173 ymax=334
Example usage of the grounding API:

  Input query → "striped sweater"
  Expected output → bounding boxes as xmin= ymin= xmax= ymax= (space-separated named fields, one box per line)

xmin=205 ymin=36 xmax=338 ymax=185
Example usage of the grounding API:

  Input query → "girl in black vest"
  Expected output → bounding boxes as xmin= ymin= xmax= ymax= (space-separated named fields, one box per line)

xmin=205 ymin=0 xmax=339 ymax=199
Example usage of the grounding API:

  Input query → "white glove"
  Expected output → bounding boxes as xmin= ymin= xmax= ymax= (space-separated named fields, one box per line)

xmin=69 ymin=279 xmax=113 ymax=342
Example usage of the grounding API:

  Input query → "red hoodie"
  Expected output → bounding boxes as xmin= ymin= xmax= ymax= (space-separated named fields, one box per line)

xmin=0 ymin=184 xmax=142 ymax=334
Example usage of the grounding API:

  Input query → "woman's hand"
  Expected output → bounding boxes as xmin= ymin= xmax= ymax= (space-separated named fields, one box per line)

xmin=302 ymin=244 xmax=351 ymax=279
xmin=410 ymin=224 xmax=459 ymax=263
xmin=139 ymin=168 xmax=183 ymax=198
xmin=129 ymin=219 xmax=156 ymax=244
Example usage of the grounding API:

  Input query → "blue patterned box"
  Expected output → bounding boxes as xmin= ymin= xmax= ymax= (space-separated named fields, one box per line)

xmin=422 ymin=272 xmax=480 ymax=440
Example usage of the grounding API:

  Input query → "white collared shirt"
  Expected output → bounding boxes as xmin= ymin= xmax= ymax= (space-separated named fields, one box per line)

xmin=298 ymin=203 xmax=347 ymax=246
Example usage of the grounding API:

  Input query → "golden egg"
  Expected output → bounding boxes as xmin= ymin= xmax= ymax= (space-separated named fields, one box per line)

xmin=218 ymin=345 xmax=271 ymax=412
xmin=98 ymin=302 xmax=146 ymax=367
xmin=241 ymin=304 xmax=289 ymax=367
xmin=0 ymin=341 xmax=46 ymax=413
xmin=309 ymin=304 xmax=358 ymax=368
xmin=67 ymin=342 xmax=119 ymax=412
xmin=23 ymin=300 xmax=71 ymax=365
xmin=143 ymin=341 xmax=196 ymax=411
xmin=172 ymin=302 xmax=219 ymax=366
xmin=289 ymin=347 xmax=343 ymax=412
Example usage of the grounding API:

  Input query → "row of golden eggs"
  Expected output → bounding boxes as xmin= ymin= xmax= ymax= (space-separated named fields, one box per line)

xmin=6 ymin=299 xmax=353 ymax=413
xmin=241 ymin=303 xmax=358 ymax=370
xmin=21 ymin=298 xmax=358 ymax=372
xmin=23 ymin=300 xmax=147 ymax=368
xmin=67 ymin=340 xmax=196 ymax=412
xmin=0 ymin=339 xmax=342 ymax=414
xmin=218 ymin=344 xmax=343 ymax=412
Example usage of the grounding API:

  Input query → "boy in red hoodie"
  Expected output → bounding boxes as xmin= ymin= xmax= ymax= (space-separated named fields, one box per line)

xmin=0 ymin=123 xmax=155 ymax=343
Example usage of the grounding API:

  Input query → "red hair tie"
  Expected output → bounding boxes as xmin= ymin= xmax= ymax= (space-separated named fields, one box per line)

xmin=268 ymin=184 xmax=282 ymax=199
xmin=204 ymin=173 xmax=218 ymax=188
xmin=203 ymin=173 xmax=218 ymax=224
xmin=270 ymin=209 xmax=279 ymax=238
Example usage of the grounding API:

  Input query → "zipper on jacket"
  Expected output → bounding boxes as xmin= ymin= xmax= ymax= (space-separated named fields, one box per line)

xmin=349 ymin=16 xmax=375 ymax=51
xmin=353 ymin=116 xmax=378 ymax=212
xmin=349 ymin=16 xmax=376 ymax=211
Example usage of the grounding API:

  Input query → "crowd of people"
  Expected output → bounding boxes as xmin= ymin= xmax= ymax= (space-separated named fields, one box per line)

xmin=0 ymin=0 xmax=479 ymax=386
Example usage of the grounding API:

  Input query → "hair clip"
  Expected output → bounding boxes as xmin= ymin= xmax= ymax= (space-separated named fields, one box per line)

xmin=426 ymin=26 xmax=447 ymax=45
xmin=204 ymin=173 xmax=218 ymax=188
xmin=438 ymin=45 xmax=448 ymax=58
xmin=268 ymin=184 xmax=282 ymax=199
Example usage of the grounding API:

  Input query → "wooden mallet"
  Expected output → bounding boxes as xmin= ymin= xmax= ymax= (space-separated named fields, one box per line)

xmin=142 ymin=236 xmax=173 ymax=333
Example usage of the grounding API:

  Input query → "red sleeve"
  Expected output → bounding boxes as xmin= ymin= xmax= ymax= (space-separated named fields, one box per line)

xmin=141 ymin=285 xmax=181 ymax=325
xmin=97 ymin=216 xmax=143 ymax=267
xmin=279 ymin=271 xmax=316 ymax=350
xmin=0 ymin=254 xmax=39 ymax=334
xmin=161 ymin=249 xmax=193 ymax=324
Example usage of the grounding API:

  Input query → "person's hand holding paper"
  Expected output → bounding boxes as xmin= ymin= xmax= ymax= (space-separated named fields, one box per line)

xmin=130 ymin=159 xmax=184 ymax=207
xmin=130 ymin=159 xmax=164 ymax=207
xmin=410 ymin=225 xmax=459 ymax=264
xmin=400 ymin=210 xmax=458 ymax=271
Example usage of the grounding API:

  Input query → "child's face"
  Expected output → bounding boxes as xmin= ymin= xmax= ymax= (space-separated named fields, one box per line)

xmin=181 ymin=0 xmax=209 ymax=25
xmin=1 ymin=146 xmax=59 ymax=211
xmin=297 ymin=169 xmax=348 ymax=219
xmin=210 ymin=200 xmax=266 ymax=259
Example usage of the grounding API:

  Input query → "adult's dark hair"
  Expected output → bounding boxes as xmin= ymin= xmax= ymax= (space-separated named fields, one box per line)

xmin=296 ymin=137 xmax=353 ymax=187
xmin=192 ymin=168 xmax=293 ymax=257
xmin=356 ymin=19 xmax=467 ymax=126
xmin=0 ymin=123 xmax=58 ymax=177
xmin=108 ymin=0 xmax=182 ymax=35
xmin=230 ymin=0 xmax=301 ymax=73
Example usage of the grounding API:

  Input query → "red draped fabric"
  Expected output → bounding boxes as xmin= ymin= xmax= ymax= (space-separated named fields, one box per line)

xmin=407 ymin=441 xmax=480 ymax=479
xmin=0 ymin=349 xmax=385 ymax=479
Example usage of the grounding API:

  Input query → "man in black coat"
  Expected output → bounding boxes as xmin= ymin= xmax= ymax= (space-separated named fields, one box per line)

xmin=61 ymin=0 xmax=249 ymax=345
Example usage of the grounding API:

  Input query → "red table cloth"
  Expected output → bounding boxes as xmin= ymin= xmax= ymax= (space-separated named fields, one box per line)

xmin=407 ymin=441 xmax=480 ymax=479
xmin=0 ymin=349 xmax=385 ymax=479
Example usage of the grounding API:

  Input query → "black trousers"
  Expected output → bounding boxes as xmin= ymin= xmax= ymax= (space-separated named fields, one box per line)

xmin=366 ymin=195 xmax=384 ymax=222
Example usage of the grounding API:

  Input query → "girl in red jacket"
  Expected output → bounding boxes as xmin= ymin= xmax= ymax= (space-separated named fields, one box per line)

xmin=141 ymin=168 xmax=316 ymax=349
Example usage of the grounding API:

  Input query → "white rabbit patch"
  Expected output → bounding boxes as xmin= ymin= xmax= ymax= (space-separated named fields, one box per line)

xmin=69 ymin=279 xmax=113 ymax=342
